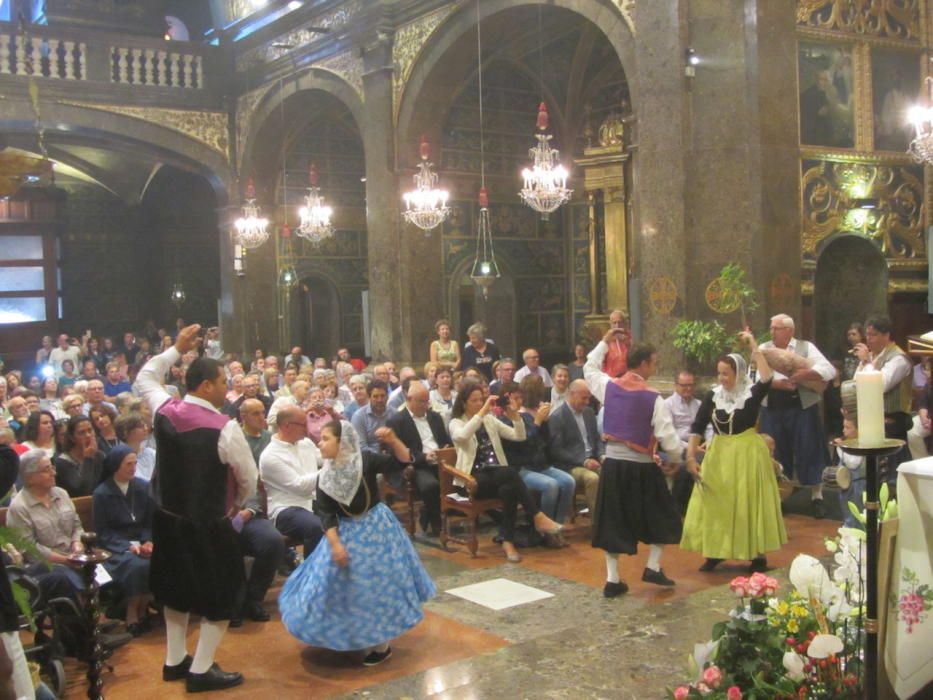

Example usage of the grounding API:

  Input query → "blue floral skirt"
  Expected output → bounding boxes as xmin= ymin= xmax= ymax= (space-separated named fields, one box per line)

xmin=278 ymin=502 xmax=436 ymax=651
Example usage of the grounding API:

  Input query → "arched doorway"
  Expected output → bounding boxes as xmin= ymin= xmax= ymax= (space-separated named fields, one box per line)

xmin=298 ymin=274 xmax=341 ymax=361
xmin=814 ymin=235 xmax=888 ymax=358
xmin=449 ymin=260 xmax=517 ymax=359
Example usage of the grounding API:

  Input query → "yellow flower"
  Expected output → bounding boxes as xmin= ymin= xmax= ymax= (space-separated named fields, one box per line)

xmin=776 ymin=601 xmax=790 ymax=616
xmin=791 ymin=605 xmax=808 ymax=618
xmin=787 ymin=619 xmax=799 ymax=634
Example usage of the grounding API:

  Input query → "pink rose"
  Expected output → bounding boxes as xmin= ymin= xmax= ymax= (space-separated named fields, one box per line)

xmin=673 ymin=686 xmax=690 ymax=700
xmin=764 ymin=577 xmax=779 ymax=595
xmin=696 ymin=682 xmax=711 ymax=695
xmin=729 ymin=576 xmax=749 ymax=597
xmin=727 ymin=686 xmax=742 ymax=700
xmin=702 ymin=665 xmax=723 ymax=688
xmin=747 ymin=572 xmax=768 ymax=597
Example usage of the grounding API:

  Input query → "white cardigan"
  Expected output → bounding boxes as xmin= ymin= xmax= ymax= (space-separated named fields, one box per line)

xmin=448 ymin=412 xmax=526 ymax=484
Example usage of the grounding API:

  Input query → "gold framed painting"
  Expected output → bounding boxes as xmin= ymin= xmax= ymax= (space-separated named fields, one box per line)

xmin=799 ymin=41 xmax=856 ymax=149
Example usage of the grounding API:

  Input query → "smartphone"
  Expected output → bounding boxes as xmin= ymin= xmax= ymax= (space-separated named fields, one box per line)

xmin=496 ymin=393 xmax=510 ymax=409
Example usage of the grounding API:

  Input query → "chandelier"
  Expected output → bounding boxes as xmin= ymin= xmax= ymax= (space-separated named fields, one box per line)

xmin=403 ymin=135 xmax=450 ymax=232
xmin=233 ymin=178 xmax=270 ymax=249
xmin=170 ymin=281 xmax=186 ymax=308
xmin=519 ymin=102 xmax=572 ymax=220
xmin=908 ymin=76 xmax=933 ymax=164
xmin=296 ymin=164 xmax=334 ymax=243
xmin=471 ymin=186 xmax=500 ymax=299
xmin=278 ymin=224 xmax=298 ymax=288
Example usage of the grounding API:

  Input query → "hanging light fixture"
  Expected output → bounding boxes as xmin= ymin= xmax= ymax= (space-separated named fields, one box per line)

xmin=402 ymin=135 xmax=450 ymax=232
xmin=170 ymin=281 xmax=186 ymax=308
xmin=233 ymin=178 xmax=270 ymax=249
xmin=908 ymin=75 xmax=933 ymax=165
xmin=519 ymin=7 xmax=572 ymax=220
xmin=278 ymin=224 xmax=298 ymax=287
xmin=469 ymin=0 xmax=499 ymax=300
xmin=296 ymin=164 xmax=334 ymax=243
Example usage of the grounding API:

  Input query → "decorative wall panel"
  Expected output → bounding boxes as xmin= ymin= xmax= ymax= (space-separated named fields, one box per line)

xmin=796 ymin=0 xmax=922 ymax=41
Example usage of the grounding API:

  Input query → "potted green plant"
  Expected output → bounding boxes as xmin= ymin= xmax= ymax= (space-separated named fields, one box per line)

xmin=671 ymin=319 xmax=732 ymax=371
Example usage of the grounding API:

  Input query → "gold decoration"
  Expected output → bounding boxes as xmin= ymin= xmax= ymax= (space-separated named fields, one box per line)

xmin=610 ymin=0 xmax=636 ymax=36
xmin=802 ymin=279 xmax=815 ymax=296
xmin=393 ymin=5 xmax=454 ymax=117
xmin=801 ymin=159 xmax=924 ymax=260
xmin=318 ymin=50 xmax=364 ymax=100
xmin=648 ymin=276 xmax=677 ymax=316
xmin=889 ymin=277 xmax=928 ymax=292
xmin=59 ymin=101 xmax=229 ymax=157
xmin=0 ymin=151 xmax=53 ymax=197
xmin=597 ymin=112 xmax=625 ymax=148
xmin=705 ymin=278 xmax=742 ymax=314
xmin=796 ymin=0 xmax=921 ymax=41
xmin=770 ymin=273 xmax=795 ymax=309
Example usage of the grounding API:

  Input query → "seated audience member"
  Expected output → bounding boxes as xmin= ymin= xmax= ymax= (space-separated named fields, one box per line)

xmin=386 ymin=382 xmax=451 ymax=536
xmin=83 ymin=379 xmax=116 ymax=415
xmin=488 ymin=358 xmax=517 ymax=397
xmin=60 ymin=393 xmax=85 ymax=419
xmin=568 ymin=343 xmax=588 ymax=382
xmin=276 ymin=366 xmax=299 ymax=399
xmin=49 ymin=334 xmax=81 ymax=378
xmin=80 ymin=359 xmax=100 ymax=382
xmin=422 ymin=362 xmax=439 ymax=391
xmin=498 ymin=381 xmax=575 ymax=535
xmin=7 ymin=450 xmax=85 ymax=603
xmin=114 ymin=412 xmax=156 ymax=481
xmin=54 ymin=415 xmax=105 ymax=497
xmin=662 ymin=370 xmax=709 ymax=513
xmin=226 ymin=373 xmax=245 ymax=404
xmin=92 ymin=446 xmax=155 ymax=635
xmin=259 ymin=406 xmax=323 ymax=559
xmin=322 ymin=380 xmax=345 ymax=415
xmin=40 ymin=377 xmax=64 ymax=418
xmin=342 ymin=375 xmax=369 ymax=420
xmin=388 ymin=372 xmax=419 ymax=412
xmin=59 ymin=360 xmax=79 ymax=391
xmin=547 ymin=379 xmax=603 ymax=517
xmin=287 ymin=346 xmax=311 ymax=369
xmin=371 ymin=363 xmax=391 ymax=386
xmin=514 ymin=348 xmax=553 ymax=388
xmin=449 ymin=381 xmax=562 ymax=562
xmin=6 ymin=397 xmax=29 ymax=441
xmin=429 ymin=367 xmax=457 ymax=426
xmin=550 ymin=365 xmax=571 ymax=410
xmin=350 ymin=379 xmax=390 ymax=453
xmin=89 ymin=404 xmax=121 ymax=454
xmin=103 ymin=362 xmax=131 ymax=398
xmin=268 ymin=378 xmax=310 ymax=429
xmin=36 ymin=334 xmax=53 ymax=368
xmin=305 ymin=387 xmax=341 ymax=445
xmin=334 ymin=362 xmax=355 ymax=404
xmin=460 ymin=323 xmax=501 ymax=382
xmin=263 ymin=368 xmax=281 ymax=398
xmin=22 ymin=392 xmax=40 ymax=417
xmin=112 ymin=391 xmax=136 ymax=416
xmin=336 ymin=346 xmax=366 ymax=373
xmin=224 ymin=372 xmax=271 ymax=419
xmin=240 ymin=399 xmax=272 ymax=464
xmin=22 ymin=410 xmax=57 ymax=459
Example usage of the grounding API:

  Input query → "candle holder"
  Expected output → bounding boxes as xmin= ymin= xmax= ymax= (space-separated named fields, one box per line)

xmin=839 ymin=438 xmax=904 ymax=700
xmin=69 ymin=532 xmax=112 ymax=700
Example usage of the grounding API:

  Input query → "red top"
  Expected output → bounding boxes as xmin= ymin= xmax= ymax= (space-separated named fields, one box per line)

xmin=602 ymin=338 xmax=629 ymax=379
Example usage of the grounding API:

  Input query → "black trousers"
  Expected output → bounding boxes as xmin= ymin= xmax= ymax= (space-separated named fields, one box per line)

xmin=472 ymin=466 xmax=539 ymax=542
xmin=238 ymin=516 xmax=285 ymax=606
xmin=274 ymin=506 xmax=324 ymax=558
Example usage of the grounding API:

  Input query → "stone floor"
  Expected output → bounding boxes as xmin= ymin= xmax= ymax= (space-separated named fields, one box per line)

xmin=63 ymin=513 xmax=841 ymax=699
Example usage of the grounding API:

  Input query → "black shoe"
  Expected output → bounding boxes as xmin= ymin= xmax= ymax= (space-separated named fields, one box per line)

xmin=241 ymin=601 xmax=270 ymax=622
xmin=162 ymin=655 xmax=193 ymax=682
xmin=641 ymin=567 xmax=676 ymax=587
xmin=603 ymin=581 xmax=629 ymax=598
xmin=185 ymin=664 xmax=244 ymax=693
xmin=362 ymin=646 xmax=392 ymax=666
xmin=812 ymin=499 xmax=826 ymax=519
xmin=126 ymin=622 xmax=147 ymax=637
xmin=699 ymin=558 xmax=724 ymax=572
xmin=99 ymin=631 xmax=133 ymax=652
xmin=228 ymin=614 xmax=243 ymax=629
xmin=419 ymin=510 xmax=430 ymax=533
xmin=749 ymin=557 xmax=769 ymax=573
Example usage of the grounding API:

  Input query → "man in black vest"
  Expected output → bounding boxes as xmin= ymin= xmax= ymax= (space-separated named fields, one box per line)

xmin=386 ymin=382 xmax=451 ymax=536
xmin=137 ymin=325 xmax=257 ymax=693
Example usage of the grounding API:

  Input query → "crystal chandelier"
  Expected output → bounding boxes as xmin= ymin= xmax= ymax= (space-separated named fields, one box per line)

xmin=233 ymin=178 xmax=270 ymax=249
xmin=471 ymin=187 xmax=500 ymax=299
xmin=519 ymin=103 xmax=572 ymax=220
xmin=296 ymin=164 xmax=334 ymax=243
xmin=403 ymin=135 xmax=450 ymax=232
xmin=278 ymin=224 xmax=298 ymax=288
xmin=908 ymin=76 xmax=933 ymax=164
xmin=170 ymin=281 xmax=186 ymax=308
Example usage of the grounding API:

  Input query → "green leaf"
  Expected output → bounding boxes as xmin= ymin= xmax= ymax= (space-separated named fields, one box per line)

xmin=848 ymin=501 xmax=867 ymax=525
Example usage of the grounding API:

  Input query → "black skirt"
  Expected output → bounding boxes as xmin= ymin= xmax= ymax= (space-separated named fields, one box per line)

xmin=591 ymin=458 xmax=682 ymax=554
xmin=149 ymin=509 xmax=244 ymax=621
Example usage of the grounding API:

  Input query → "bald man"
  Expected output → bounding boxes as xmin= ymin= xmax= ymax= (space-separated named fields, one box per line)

xmin=548 ymin=380 xmax=602 ymax=517
xmin=514 ymin=348 xmax=553 ymax=387
xmin=386 ymin=382 xmax=451 ymax=536
xmin=258 ymin=406 xmax=323 ymax=559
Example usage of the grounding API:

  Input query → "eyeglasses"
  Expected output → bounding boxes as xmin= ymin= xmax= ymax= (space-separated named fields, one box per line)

xmin=285 ymin=421 xmax=306 ymax=429
xmin=676 ymin=383 xmax=695 ymax=388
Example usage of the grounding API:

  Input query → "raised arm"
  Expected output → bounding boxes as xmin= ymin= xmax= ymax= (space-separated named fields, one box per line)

xmin=584 ymin=329 xmax=623 ymax=403
xmin=741 ymin=331 xmax=772 ymax=383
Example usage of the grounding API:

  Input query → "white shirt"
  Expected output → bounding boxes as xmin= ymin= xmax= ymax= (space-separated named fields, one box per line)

xmin=135 ymin=346 xmax=257 ymax=505
xmin=267 ymin=395 xmax=298 ymax=430
xmin=258 ymin=436 xmax=321 ymax=522
xmin=205 ymin=339 xmax=224 ymax=361
xmin=409 ymin=409 xmax=438 ymax=452
xmin=550 ymin=387 xmax=567 ymax=411
xmin=514 ymin=365 xmax=553 ymax=387
xmin=584 ymin=341 xmax=681 ymax=463
xmin=49 ymin=346 xmax=81 ymax=377
xmin=857 ymin=345 xmax=912 ymax=393
xmin=664 ymin=393 xmax=704 ymax=448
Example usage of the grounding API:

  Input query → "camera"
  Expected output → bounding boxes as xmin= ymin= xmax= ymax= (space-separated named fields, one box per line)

xmin=496 ymin=392 xmax=511 ymax=409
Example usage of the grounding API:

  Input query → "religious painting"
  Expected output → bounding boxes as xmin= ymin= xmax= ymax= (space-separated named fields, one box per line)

xmin=871 ymin=49 xmax=921 ymax=153
xmin=798 ymin=42 xmax=855 ymax=149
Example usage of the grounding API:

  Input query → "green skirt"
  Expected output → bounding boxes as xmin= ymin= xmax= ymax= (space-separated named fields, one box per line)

xmin=680 ymin=428 xmax=787 ymax=560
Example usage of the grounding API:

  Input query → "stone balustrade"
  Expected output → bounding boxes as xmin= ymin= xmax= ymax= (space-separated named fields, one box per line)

xmin=0 ymin=32 xmax=86 ymax=80
xmin=110 ymin=45 xmax=203 ymax=89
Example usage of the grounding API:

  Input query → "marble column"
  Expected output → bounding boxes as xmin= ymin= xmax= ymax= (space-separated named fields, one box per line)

xmin=362 ymin=35 xmax=409 ymax=361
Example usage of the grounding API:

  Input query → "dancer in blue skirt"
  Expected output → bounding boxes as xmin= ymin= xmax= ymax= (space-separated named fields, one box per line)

xmin=279 ymin=420 xmax=436 ymax=666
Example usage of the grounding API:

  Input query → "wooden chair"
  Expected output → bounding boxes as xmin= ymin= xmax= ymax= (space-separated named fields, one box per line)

xmin=436 ymin=447 xmax=503 ymax=557
xmin=378 ymin=465 xmax=418 ymax=536
xmin=72 ymin=496 xmax=94 ymax=532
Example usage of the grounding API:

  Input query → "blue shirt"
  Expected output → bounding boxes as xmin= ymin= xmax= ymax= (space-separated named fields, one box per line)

xmin=104 ymin=380 xmax=132 ymax=397
xmin=349 ymin=403 xmax=388 ymax=454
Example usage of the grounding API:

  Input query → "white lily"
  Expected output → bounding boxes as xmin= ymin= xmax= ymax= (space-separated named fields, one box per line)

xmin=783 ymin=651 xmax=806 ymax=681
xmin=789 ymin=554 xmax=834 ymax=604
xmin=690 ymin=639 xmax=719 ymax=681
xmin=807 ymin=634 xmax=844 ymax=659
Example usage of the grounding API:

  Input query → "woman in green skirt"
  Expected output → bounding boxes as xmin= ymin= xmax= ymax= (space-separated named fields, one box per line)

xmin=681 ymin=332 xmax=787 ymax=573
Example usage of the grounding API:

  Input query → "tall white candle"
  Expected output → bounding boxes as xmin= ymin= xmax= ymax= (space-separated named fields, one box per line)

xmin=855 ymin=367 xmax=885 ymax=447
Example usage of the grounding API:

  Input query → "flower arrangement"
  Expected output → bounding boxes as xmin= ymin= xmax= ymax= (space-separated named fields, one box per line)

xmin=669 ymin=529 xmax=870 ymax=699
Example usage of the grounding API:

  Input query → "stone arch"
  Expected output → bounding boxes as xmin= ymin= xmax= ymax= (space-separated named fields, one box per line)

xmin=239 ymin=67 xmax=366 ymax=191
xmin=814 ymin=234 xmax=888 ymax=358
xmin=397 ymin=0 xmax=636 ymax=152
